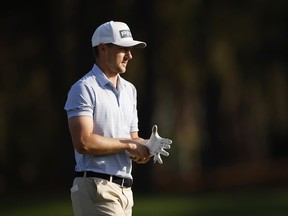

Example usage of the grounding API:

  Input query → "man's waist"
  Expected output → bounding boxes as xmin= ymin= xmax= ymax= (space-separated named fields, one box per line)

xmin=75 ymin=171 xmax=133 ymax=188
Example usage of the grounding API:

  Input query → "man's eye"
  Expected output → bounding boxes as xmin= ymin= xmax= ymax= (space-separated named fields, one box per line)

xmin=123 ymin=48 xmax=132 ymax=52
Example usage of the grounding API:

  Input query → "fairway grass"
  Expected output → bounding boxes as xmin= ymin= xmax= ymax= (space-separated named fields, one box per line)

xmin=0 ymin=187 xmax=287 ymax=216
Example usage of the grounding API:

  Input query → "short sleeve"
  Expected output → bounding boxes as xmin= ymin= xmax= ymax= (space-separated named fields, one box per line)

xmin=64 ymin=81 xmax=95 ymax=119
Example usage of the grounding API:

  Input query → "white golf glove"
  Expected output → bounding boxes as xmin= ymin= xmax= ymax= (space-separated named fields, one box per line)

xmin=146 ymin=125 xmax=172 ymax=164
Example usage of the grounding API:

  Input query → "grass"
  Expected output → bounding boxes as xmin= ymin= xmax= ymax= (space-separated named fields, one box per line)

xmin=134 ymin=189 xmax=288 ymax=216
xmin=0 ymin=187 xmax=287 ymax=216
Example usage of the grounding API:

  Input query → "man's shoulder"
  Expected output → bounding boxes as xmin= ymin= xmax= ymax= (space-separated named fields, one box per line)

xmin=74 ymin=70 xmax=97 ymax=87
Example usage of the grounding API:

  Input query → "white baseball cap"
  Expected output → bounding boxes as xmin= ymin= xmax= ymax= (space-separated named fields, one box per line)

xmin=91 ymin=21 xmax=146 ymax=48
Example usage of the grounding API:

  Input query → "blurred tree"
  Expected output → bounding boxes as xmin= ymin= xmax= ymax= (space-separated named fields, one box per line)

xmin=0 ymin=0 xmax=287 ymax=195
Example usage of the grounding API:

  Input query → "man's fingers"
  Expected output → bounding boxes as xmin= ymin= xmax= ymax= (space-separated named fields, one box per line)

xmin=152 ymin=125 xmax=158 ymax=135
xmin=129 ymin=155 xmax=137 ymax=161
xmin=147 ymin=125 xmax=172 ymax=164
xmin=159 ymin=149 xmax=169 ymax=157
xmin=162 ymin=144 xmax=171 ymax=149
xmin=154 ymin=154 xmax=163 ymax=164
xmin=160 ymin=138 xmax=172 ymax=145
xmin=130 ymin=155 xmax=150 ymax=164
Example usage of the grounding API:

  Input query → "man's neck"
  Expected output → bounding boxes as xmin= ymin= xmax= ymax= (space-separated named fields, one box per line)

xmin=96 ymin=62 xmax=119 ymax=88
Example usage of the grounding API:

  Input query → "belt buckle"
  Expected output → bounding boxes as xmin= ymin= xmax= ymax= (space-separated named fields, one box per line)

xmin=120 ymin=178 xmax=125 ymax=187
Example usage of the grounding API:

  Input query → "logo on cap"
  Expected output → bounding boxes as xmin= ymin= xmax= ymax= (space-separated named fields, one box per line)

xmin=120 ymin=30 xmax=132 ymax=38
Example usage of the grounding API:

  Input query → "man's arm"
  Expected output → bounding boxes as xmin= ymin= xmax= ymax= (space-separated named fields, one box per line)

xmin=68 ymin=116 xmax=149 ymax=162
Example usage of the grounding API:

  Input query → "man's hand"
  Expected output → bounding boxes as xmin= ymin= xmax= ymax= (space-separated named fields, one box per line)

xmin=146 ymin=125 xmax=172 ymax=164
xmin=128 ymin=138 xmax=150 ymax=164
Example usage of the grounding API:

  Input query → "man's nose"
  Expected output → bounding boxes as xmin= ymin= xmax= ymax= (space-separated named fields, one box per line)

xmin=125 ymin=50 xmax=132 ymax=60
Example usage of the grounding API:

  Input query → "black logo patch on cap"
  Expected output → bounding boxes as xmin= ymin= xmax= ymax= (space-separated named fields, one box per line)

xmin=119 ymin=30 xmax=132 ymax=38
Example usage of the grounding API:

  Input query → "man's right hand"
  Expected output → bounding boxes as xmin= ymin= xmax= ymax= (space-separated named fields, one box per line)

xmin=127 ymin=138 xmax=150 ymax=164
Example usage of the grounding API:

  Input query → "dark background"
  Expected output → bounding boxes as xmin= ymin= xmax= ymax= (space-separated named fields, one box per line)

xmin=0 ymin=0 xmax=287 ymax=196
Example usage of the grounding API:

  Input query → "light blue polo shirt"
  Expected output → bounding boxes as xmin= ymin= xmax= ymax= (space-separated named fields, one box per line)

xmin=64 ymin=64 xmax=139 ymax=179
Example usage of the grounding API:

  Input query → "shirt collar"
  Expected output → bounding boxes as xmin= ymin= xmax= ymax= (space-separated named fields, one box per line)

xmin=91 ymin=64 xmax=126 ymax=90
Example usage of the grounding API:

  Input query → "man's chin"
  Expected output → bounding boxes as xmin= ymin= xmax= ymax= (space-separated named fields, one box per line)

xmin=118 ymin=68 xmax=127 ymax=74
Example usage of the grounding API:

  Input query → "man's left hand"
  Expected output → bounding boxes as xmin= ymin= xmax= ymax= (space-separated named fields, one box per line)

xmin=146 ymin=125 xmax=172 ymax=164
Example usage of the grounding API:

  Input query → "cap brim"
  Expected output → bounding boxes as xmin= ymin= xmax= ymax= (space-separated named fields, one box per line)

xmin=113 ymin=40 xmax=146 ymax=48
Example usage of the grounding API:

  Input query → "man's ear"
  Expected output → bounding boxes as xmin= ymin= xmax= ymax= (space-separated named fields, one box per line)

xmin=98 ymin=44 xmax=106 ymax=54
xmin=98 ymin=44 xmax=112 ymax=60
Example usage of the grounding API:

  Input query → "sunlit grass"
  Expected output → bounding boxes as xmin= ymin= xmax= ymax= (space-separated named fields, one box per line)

xmin=0 ymin=187 xmax=287 ymax=216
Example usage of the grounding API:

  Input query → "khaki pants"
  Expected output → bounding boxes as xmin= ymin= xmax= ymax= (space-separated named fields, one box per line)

xmin=71 ymin=177 xmax=133 ymax=216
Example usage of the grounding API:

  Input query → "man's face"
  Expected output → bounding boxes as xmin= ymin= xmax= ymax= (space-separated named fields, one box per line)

xmin=104 ymin=44 xmax=133 ymax=75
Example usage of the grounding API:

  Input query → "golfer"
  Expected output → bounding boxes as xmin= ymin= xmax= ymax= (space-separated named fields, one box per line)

xmin=64 ymin=21 xmax=150 ymax=215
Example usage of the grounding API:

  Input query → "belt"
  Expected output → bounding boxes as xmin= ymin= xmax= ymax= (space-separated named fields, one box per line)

xmin=75 ymin=171 xmax=133 ymax=188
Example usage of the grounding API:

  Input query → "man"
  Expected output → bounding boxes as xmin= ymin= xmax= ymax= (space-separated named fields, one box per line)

xmin=64 ymin=21 xmax=171 ymax=216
